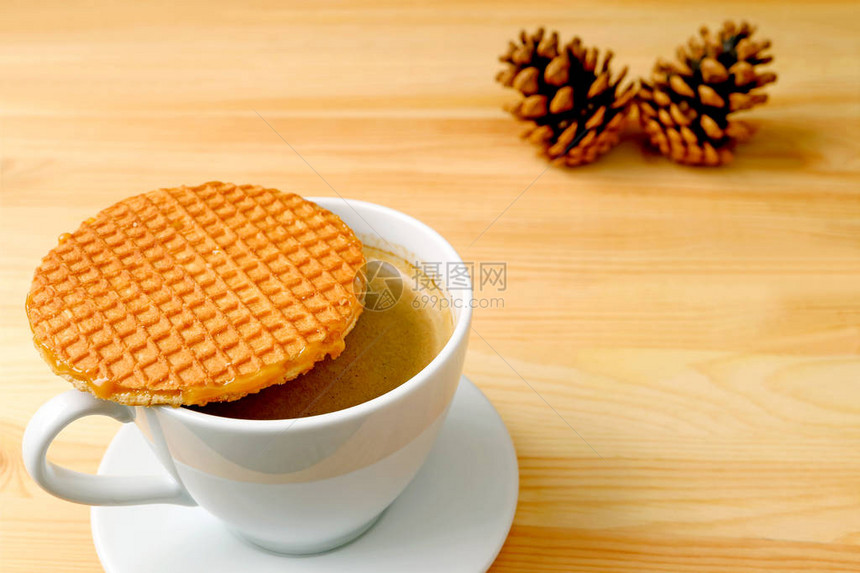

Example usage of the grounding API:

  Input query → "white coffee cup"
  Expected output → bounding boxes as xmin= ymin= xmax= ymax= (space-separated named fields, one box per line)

xmin=23 ymin=198 xmax=472 ymax=554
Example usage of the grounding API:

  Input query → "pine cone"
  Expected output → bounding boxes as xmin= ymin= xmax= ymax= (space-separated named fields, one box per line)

xmin=496 ymin=28 xmax=637 ymax=167
xmin=637 ymin=21 xmax=777 ymax=166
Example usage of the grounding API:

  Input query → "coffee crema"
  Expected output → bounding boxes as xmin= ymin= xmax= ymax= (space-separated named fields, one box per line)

xmin=189 ymin=246 xmax=453 ymax=420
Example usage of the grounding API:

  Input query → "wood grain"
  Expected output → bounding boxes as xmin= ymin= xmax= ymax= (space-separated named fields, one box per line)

xmin=2 ymin=1 xmax=860 ymax=571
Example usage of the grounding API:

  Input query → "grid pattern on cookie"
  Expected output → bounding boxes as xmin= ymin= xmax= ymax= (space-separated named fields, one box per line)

xmin=27 ymin=182 xmax=365 ymax=396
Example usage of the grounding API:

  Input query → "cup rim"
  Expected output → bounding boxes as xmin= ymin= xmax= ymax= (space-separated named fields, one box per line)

xmin=158 ymin=198 xmax=472 ymax=431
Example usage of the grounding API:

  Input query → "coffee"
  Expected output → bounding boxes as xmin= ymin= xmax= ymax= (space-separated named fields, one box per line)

xmin=189 ymin=246 xmax=453 ymax=420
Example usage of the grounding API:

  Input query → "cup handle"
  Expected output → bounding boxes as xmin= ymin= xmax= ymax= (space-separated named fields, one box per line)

xmin=23 ymin=390 xmax=195 ymax=506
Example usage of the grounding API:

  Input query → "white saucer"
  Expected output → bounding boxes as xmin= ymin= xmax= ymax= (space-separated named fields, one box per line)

xmin=92 ymin=376 xmax=519 ymax=573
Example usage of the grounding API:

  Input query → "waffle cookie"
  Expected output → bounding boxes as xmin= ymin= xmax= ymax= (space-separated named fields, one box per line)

xmin=26 ymin=182 xmax=366 ymax=406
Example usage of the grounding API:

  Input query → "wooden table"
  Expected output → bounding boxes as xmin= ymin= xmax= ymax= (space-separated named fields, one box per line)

xmin=2 ymin=2 xmax=859 ymax=571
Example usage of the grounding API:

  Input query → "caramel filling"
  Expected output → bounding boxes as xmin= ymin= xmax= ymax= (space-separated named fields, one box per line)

xmin=180 ymin=341 xmax=342 ymax=404
xmin=90 ymin=376 xmax=118 ymax=399
xmin=29 ymin=319 xmax=346 ymax=405
xmin=181 ymin=363 xmax=296 ymax=404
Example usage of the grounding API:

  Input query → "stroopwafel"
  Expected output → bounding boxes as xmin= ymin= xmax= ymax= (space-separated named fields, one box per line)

xmin=26 ymin=182 xmax=365 ymax=406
